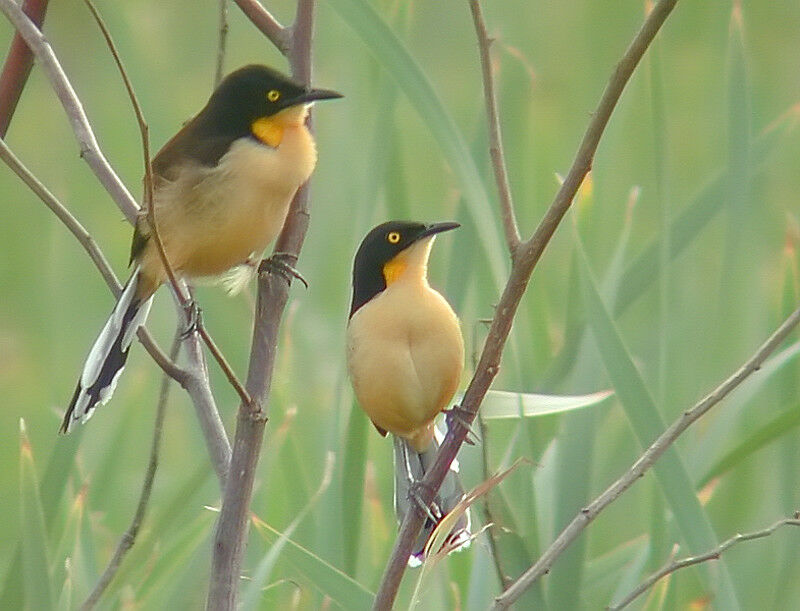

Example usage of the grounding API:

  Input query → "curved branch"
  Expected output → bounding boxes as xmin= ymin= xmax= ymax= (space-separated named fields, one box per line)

xmin=0 ymin=136 xmax=232 ymax=484
xmin=494 ymin=306 xmax=800 ymax=608
xmin=0 ymin=0 xmax=49 ymax=137
xmin=469 ymin=0 xmax=520 ymax=254
xmin=80 ymin=333 xmax=180 ymax=610
xmin=371 ymin=1 xmax=680 ymax=607
xmin=611 ymin=515 xmax=800 ymax=610
xmin=0 ymin=0 xmax=138 ymax=222
xmin=233 ymin=0 xmax=291 ymax=55
xmin=206 ymin=0 xmax=317 ymax=607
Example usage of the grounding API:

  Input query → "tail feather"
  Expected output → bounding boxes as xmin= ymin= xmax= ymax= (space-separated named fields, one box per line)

xmin=60 ymin=268 xmax=153 ymax=434
xmin=392 ymin=433 xmax=472 ymax=566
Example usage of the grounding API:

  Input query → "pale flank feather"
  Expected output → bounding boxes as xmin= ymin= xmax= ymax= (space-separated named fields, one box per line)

xmin=219 ymin=261 xmax=258 ymax=295
xmin=61 ymin=267 xmax=153 ymax=433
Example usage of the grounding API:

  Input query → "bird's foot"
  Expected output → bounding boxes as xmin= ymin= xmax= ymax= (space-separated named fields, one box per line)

xmin=408 ymin=480 xmax=443 ymax=525
xmin=179 ymin=299 xmax=204 ymax=339
xmin=444 ymin=404 xmax=480 ymax=445
xmin=258 ymin=253 xmax=308 ymax=288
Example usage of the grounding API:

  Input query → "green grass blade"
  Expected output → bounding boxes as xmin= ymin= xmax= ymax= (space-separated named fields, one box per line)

xmin=691 ymin=339 xmax=800 ymax=473
xmin=577 ymin=243 xmax=741 ymax=609
xmin=241 ymin=453 xmax=335 ymax=610
xmin=698 ymin=400 xmax=800 ymax=488
xmin=135 ymin=510 xmax=216 ymax=604
xmin=51 ymin=485 xmax=86 ymax=589
xmin=341 ymin=401 xmax=369 ymax=577
xmin=253 ymin=517 xmax=374 ymax=610
xmin=327 ymin=0 xmax=508 ymax=291
xmin=479 ymin=389 xmax=612 ymax=420
xmin=19 ymin=420 xmax=55 ymax=610
xmin=0 ymin=427 xmax=83 ymax=609
xmin=614 ymin=107 xmax=798 ymax=317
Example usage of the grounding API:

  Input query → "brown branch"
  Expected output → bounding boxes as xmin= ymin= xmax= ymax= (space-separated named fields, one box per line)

xmin=469 ymin=0 xmax=520 ymax=255
xmin=371 ymin=1 xmax=680 ymax=607
xmin=84 ymin=0 xmax=253 ymax=410
xmin=1 ymin=0 xmax=232 ymax=483
xmin=215 ymin=0 xmax=230 ymax=87
xmin=0 ymin=0 xmax=48 ymax=137
xmin=1 ymin=124 xmax=231 ymax=487
xmin=494 ymin=305 xmax=800 ymax=608
xmin=80 ymin=333 xmax=180 ymax=610
xmin=0 ymin=0 xmax=138 ymax=222
xmin=233 ymin=0 xmax=290 ymax=54
xmin=206 ymin=0 xmax=317 ymax=607
xmin=0 ymin=136 xmax=185 ymax=384
xmin=610 ymin=515 xmax=800 ymax=610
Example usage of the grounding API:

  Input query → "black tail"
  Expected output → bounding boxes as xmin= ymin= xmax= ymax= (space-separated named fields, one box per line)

xmin=392 ymin=435 xmax=472 ymax=566
xmin=60 ymin=268 xmax=153 ymax=433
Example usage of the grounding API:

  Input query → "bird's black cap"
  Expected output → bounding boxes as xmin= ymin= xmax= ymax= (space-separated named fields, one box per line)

xmin=152 ymin=64 xmax=342 ymax=174
xmin=205 ymin=64 xmax=342 ymax=126
xmin=349 ymin=221 xmax=460 ymax=318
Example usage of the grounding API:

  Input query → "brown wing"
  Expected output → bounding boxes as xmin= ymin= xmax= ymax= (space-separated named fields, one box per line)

xmin=372 ymin=421 xmax=388 ymax=437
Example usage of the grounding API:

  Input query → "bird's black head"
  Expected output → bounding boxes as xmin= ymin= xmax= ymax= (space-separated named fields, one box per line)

xmin=199 ymin=64 xmax=342 ymax=141
xmin=349 ymin=220 xmax=460 ymax=318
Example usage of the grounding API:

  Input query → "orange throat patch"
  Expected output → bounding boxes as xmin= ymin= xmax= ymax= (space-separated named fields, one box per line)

xmin=383 ymin=257 xmax=407 ymax=286
xmin=251 ymin=116 xmax=284 ymax=148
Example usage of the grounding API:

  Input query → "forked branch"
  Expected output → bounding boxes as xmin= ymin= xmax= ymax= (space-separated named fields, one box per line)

xmin=371 ymin=1 xmax=680 ymax=607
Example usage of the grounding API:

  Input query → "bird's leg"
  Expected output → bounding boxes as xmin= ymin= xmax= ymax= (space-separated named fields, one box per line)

xmin=397 ymin=441 xmax=442 ymax=524
xmin=444 ymin=404 xmax=480 ymax=445
xmin=179 ymin=299 xmax=204 ymax=339
xmin=258 ymin=252 xmax=309 ymax=288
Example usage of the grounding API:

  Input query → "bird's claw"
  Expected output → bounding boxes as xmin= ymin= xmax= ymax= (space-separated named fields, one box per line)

xmin=445 ymin=404 xmax=480 ymax=445
xmin=408 ymin=480 xmax=442 ymax=525
xmin=180 ymin=300 xmax=203 ymax=339
xmin=258 ymin=252 xmax=309 ymax=288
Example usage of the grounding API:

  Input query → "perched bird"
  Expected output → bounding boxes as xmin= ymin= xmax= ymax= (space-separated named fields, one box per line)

xmin=346 ymin=220 xmax=471 ymax=564
xmin=60 ymin=64 xmax=341 ymax=433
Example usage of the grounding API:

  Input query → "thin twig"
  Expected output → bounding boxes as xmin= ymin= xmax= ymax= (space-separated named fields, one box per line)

xmin=494 ymin=305 xmax=800 ymax=608
xmin=371 ymin=1 xmax=680 ymax=607
xmin=0 ymin=0 xmax=49 ymax=137
xmin=0 ymin=136 xmax=232 ymax=482
xmin=0 ymin=0 xmax=138 ymax=221
xmin=206 ymin=0 xmax=316 ymax=607
xmin=80 ymin=333 xmax=181 ymax=610
xmin=84 ymin=0 xmax=253 ymax=409
xmin=472 ymin=320 xmax=512 ymax=589
xmin=0 ymin=136 xmax=186 ymax=383
xmin=233 ymin=0 xmax=290 ymax=54
xmin=469 ymin=0 xmax=521 ymax=255
xmin=610 ymin=515 xmax=800 ymax=610
xmin=215 ymin=0 xmax=229 ymax=87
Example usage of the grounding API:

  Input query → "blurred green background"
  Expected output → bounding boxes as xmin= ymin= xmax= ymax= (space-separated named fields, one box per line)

xmin=2 ymin=0 xmax=800 ymax=608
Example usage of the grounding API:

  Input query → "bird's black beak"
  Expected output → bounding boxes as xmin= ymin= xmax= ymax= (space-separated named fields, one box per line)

xmin=416 ymin=221 xmax=461 ymax=241
xmin=289 ymin=87 xmax=343 ymax=105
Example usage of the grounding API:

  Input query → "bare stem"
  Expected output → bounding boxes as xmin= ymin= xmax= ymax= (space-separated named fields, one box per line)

xmin=206 ymin=0 xmax=316 ymax=608
xmin=0 ymin=0 xmax=138 ymax=221
xmin=469 ymin=0 xmax=520 ymax=254
xmin=215 ymin=0 xmax=229 ymax=87
xmin=0 ymin=136 xmax=185 ymax=384
xmin=371 ymin=1 xmax=679 ymax=607
xmin=233 ymin=0 xmax=290 ymax=54
xmin=84 ymin=0 xmax=253 ymax=409
xmin=610 ymin=515 xmax=800 ymax=610
xmin=0 ymin=0 xmax=49 ymax=137
xmin=80 ymin=333 xmax=181 ymax=610
xmin=493 ymin=305 xmax=800 ymax=608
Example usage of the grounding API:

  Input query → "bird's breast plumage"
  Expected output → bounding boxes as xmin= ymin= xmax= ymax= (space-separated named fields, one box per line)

xmin=346 ymin=281 xmax=464 ymax=449
xmin=138 ymin=124 xmax=317 ymax=284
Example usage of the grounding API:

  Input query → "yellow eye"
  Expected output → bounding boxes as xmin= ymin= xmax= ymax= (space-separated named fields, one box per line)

xmin=387 ymin=231 xmax=401 ymax=244
xmin=267 ymin=89 xmax=281 ymax=102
